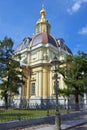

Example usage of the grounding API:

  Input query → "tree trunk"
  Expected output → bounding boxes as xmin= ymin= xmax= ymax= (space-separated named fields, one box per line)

xmin=4 ymin=94 xmax=8 ymax=109
xmin=67 ymin=97 xmax=70 ymax=113
xmin=75 ymin=93 xmax=79 ymax=111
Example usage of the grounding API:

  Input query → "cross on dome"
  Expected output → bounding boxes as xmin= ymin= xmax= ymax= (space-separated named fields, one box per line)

xmin=42 ymin=3 xmax=44 ymax=9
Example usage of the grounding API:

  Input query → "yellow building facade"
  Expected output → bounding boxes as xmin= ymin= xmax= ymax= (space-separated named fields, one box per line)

xmin=14 ymin=5 xmax=72 ymax=107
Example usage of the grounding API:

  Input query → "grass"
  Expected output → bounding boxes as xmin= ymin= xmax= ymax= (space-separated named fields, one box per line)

xmin=0 ymin=108 xmax=55 ymax=122
xmin=0 ymin=108 xmax=75 ymax=122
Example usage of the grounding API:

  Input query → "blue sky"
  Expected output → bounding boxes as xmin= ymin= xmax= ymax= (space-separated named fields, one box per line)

xmin=0 ymin=0 xmax=87 ymax=54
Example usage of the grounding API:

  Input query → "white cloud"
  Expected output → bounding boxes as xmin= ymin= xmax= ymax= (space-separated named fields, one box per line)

xmin=72 ymin=2 xmax=81 ymax=12
xmin=67 ymin=0 xmax=87 ymax=14
xmin=78 ymin=26 xmax=87 ymax=35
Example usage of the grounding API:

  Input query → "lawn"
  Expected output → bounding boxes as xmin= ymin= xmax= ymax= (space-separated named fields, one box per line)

xmin=0 ymin=108 xmax=72 ymax=122
xmin=0 ymin=108 xmax=55 ymax=122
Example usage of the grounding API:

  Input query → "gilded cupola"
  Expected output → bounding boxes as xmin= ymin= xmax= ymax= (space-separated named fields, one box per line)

xmin=36 ymin=4 xmax=51 ymax=34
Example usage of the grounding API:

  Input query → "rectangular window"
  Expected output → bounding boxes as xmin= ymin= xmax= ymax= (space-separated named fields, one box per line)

xmin=31 ymin=83 xmax=35 ymax=94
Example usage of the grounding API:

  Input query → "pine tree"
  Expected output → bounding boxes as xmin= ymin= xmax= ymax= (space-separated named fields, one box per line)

xmin=0 ymin=37 xmax=25 ymax=109
xmin=59 ymin=51 xmax=87 ymax=110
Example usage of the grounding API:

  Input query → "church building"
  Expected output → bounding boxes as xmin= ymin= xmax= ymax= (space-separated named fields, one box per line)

xmin=14 ymin=5 xmax=72 ymax=107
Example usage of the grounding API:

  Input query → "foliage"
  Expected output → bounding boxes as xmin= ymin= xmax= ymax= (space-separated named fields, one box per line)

xmin=0 ymin=37 xmax=25 ymax=108
xmin=59 ymin=51 xmax=87 ymax=110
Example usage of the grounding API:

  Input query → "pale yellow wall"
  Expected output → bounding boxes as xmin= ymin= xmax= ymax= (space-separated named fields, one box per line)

xmin=19 ymin=43 xmax=69 ymax=99
xmin=42 ymin=66 xmax=48 ymax=98
xmin=36 ymin=70 xmax=43 ymax=97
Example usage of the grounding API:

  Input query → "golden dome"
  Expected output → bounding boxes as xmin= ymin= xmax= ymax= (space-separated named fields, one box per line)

xmin=40 ymin=9 xmax=46 ymax=16
xmin=36 ymin=4 xmax=51 ymax=34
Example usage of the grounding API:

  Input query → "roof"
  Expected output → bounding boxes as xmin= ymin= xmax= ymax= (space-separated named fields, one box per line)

xmin=30 ymin=32 xmax=57 ymax=47
xmin=15 ymin=37 xmax=32 ymax=52
xmin=15 ymin=33 xmax=72 ymax=55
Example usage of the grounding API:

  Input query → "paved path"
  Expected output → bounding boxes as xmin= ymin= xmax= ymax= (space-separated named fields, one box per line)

xmin=69 ymin=123 xmax=87 ymax=130
xmin=21 ymin=113 xmax=87 ymax=130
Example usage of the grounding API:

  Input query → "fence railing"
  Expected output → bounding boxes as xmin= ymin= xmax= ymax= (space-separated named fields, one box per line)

xmin=12 ymin=98 xmax=87 ymax=110
xmin=0 ymin=98 xmax=87 ymax=122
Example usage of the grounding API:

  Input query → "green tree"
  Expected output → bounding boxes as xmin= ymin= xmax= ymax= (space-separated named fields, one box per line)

xmin=59 ymin=51 xmax=87 ymax=110
xmin=59 ymin=87 xmax=72 ymax=112
xmin=0 ymin=37 xmax=25 ymax=109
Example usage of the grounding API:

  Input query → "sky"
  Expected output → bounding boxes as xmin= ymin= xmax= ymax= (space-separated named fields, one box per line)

xmin=0 ymin=0 xmax=87 ymax=54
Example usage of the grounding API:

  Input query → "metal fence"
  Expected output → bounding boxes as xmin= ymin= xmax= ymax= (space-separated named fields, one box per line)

xmin=0 ymin=98 xmax=87 ymax=123
xmin=11 ymin=98 xmax=87 ymax=110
